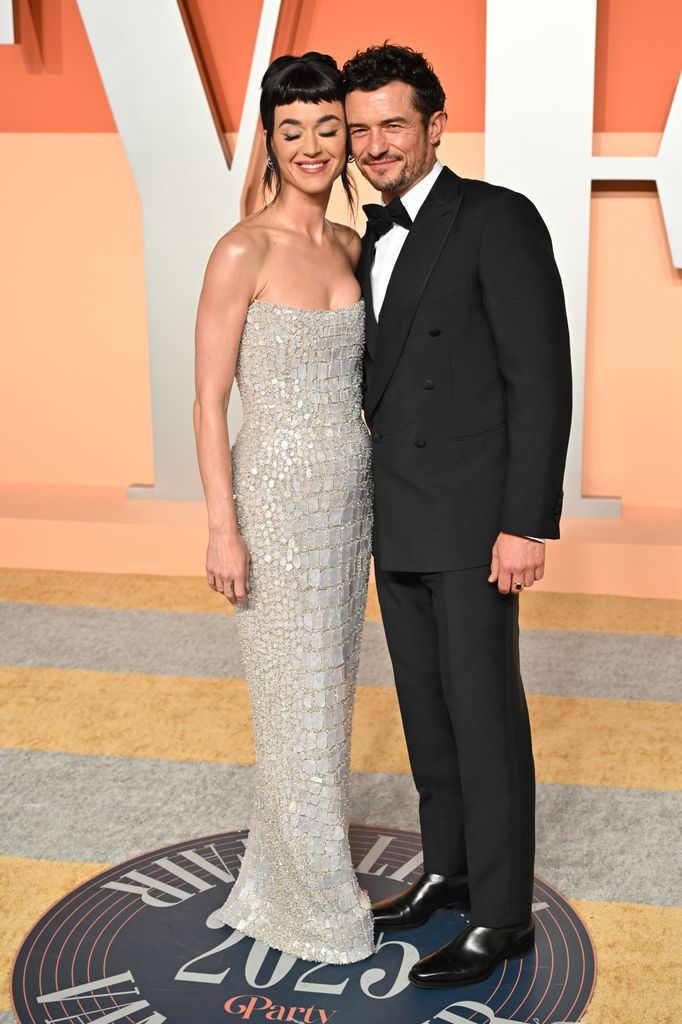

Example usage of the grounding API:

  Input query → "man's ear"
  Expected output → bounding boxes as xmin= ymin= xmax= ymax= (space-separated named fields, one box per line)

xmin=430 ymin=110 xmax=448 ymax=148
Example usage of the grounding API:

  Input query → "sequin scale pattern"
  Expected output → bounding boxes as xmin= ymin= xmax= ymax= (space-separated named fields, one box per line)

xmin=215 ymin=298 xmax=375 ymax=964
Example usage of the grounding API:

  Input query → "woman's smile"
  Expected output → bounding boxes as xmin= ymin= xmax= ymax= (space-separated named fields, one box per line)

xmin=295 ymin=159 xmax=332 ymax=173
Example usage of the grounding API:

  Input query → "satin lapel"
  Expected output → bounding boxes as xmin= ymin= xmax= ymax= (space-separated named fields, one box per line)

xmin=357 ymin=230 xmax=378 ymax=357
xmin=363 ymin=169 xmax=464 ymax=423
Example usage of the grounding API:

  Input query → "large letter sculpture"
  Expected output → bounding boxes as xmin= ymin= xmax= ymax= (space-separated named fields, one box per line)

xmin=486 ymin=0 xmax=681 ymax=517
xmin=0 ymin=0 xmax=14 ymax=44
xmin=76 ymin=0 xmax=282 ymax=499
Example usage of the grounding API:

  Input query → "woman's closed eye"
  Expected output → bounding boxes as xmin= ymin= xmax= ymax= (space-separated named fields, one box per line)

xmin=282 ymin=130 xmax=339 ymax=141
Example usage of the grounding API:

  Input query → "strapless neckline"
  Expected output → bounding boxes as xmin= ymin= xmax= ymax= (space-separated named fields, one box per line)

xmin=249 ymin=297 xmax=364 ymax=315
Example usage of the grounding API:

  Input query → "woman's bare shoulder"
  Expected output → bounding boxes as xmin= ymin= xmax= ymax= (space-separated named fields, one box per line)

xmin=329 ymin=221 xmax=362 ymax=267
xmin=202 ymin=219 xmax=273 ymax=304
xmin=209 ymin=216 xmax=269 ymax=269
xmin=330 ymin=221 xmax=361 ymax=246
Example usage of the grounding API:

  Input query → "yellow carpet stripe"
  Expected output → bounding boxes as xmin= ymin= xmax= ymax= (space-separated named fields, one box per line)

xmin=1 ymin=666 xmax=680 ymax=791
xmin=1 ymin=566 xmax=680 ymax=633
xmin=516 ymin=589 xmax=682 ymax=635
xmin=0 ymin=855 xmax=110 ymax=1010
xmin=1 ymin=855 xmax=680 ymax=1021
xmin=0 ymin=566 xmax=231 ymax=615
xmin=570 ymin=898 xmax=682 ymax=1024
xmin=355 ymin=687 xmax=682 ymax=791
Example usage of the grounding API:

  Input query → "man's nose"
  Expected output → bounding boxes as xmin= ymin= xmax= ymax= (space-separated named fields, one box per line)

xmin=367 ymin=130 xmax=389 ymax=157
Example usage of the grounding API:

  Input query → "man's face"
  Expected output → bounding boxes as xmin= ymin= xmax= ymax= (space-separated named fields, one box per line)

xmin=345 ymin=81 xmax=444 ymax=197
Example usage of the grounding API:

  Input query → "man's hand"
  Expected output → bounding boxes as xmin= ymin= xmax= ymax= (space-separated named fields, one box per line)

xmin=488 ymin=532 xmax=545 ymax=595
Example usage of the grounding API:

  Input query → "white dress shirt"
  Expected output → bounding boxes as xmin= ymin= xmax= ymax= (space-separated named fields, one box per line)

xmin=370 ymin=159 xmax=444 ymax=321
xmin=367 ymin=159 xmax=545 ymax=545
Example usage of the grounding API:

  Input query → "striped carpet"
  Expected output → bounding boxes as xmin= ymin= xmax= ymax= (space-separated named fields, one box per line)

xmin=1 ymin=567 xmax=680 ymax=1024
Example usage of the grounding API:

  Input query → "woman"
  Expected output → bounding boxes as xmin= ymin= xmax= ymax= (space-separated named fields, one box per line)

xmin=192 ymin=52 xmax=374 ymax=964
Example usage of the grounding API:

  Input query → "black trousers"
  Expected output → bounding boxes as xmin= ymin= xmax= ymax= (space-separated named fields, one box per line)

xmin=374 ymin=564 xmax=535 ymax=927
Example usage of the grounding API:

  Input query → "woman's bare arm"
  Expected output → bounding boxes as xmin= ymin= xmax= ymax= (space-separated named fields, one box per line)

xmin=193 ymin=229 xmax=262 ymax=604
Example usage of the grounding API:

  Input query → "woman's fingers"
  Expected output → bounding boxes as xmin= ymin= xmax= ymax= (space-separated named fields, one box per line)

xmin=232 ymin=572 xmax=247 ymax=603
xmin=206 ymin=535 xmax=250 ymax=605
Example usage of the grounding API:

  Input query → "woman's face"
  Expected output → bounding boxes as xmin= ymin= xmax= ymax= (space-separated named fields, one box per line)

xmin=268 ymin=99 xmax=347 ymax=196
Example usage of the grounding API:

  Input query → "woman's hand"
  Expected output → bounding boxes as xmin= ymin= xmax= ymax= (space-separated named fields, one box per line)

xmin=206 ymin=528 xmax=250 ymax=605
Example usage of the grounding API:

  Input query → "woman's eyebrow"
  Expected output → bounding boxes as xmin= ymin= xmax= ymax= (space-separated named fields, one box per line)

xmin=277 ymin=113 xmax=342 ymax=128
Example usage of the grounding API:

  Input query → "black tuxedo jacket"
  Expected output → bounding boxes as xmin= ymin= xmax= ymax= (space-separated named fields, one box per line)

xmin=358 ymin=165 xmax=572 ymax=572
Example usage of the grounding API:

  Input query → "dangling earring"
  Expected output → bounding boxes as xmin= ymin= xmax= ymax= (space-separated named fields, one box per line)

xmin=266 ymin=156 xmax=275 ymax=170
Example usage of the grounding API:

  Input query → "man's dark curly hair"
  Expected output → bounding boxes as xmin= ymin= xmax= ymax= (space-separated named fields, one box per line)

xmin=342 ymin=43 xmax=446 ymax=124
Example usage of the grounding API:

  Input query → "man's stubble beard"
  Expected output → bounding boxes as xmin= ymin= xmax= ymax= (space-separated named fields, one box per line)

xmin=360 ymin=149 xmax=431 ymax=197
xmin=361 ymin=163 xmax=411 ymax=195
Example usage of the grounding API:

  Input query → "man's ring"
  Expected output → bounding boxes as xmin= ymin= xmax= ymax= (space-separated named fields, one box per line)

xmin=514 ymin=582 xmax=524 ymax=591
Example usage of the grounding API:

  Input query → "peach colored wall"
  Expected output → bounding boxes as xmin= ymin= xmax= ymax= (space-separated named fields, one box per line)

xmin=583 ymin=188 xmax=682 ymax=507
xmin=0 ymin=134 xmax=154 ymax=486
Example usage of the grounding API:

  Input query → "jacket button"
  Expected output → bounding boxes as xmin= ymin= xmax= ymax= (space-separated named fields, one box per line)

xmin=414 ymin=438 xmax=426 ymax=448
xmin=372 ymin=430 xmax=382 ymax=443
xmin=423 ymin=379 xmax=435 ymax=390
xmin=428 ymin=328 xmax=441 ymax=337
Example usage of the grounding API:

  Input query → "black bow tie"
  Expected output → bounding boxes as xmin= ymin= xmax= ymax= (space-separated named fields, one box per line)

xmin=362 ymin=197 xmax=413 ymax=237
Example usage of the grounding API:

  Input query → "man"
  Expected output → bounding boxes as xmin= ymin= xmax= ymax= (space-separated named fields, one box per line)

xmin=343 ymin=44 xmax=572 ymax=988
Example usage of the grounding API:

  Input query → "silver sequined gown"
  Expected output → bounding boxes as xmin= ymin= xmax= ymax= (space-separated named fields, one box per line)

xmin=215 ymin=298 xmax=375 ymax=964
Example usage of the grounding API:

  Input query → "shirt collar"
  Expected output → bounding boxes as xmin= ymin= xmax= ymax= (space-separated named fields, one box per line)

xmin=385 ymin=159 xmax=444 ymax=221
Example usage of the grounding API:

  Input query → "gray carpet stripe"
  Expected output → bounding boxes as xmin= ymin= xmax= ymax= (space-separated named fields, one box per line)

xmin=0 ymin=602 xmax=246 ymax=680
xmin=1 ymin=747 xmax=679 ymax=908
xmin=1 ymin=603 xmax=680 ymax=702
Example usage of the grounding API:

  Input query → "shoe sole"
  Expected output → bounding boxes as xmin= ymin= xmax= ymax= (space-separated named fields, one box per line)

xmin=408 ymin=933 xmax=536 ymax=989
xmin=373 ymin=900 xmax=471 ymax=932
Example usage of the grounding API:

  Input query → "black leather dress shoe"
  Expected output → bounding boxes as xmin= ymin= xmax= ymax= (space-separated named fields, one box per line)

xmin=371 ymin=872 xmax=470 ymax=931
xmin=408 ymin=919 xmax=535 ymax=988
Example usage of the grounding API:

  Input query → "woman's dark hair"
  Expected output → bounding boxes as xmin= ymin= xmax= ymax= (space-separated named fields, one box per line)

xmin=260 ymin=51 xmax=355 ymax=210
xmin=342 ymin=43 xmax=446 ymax=132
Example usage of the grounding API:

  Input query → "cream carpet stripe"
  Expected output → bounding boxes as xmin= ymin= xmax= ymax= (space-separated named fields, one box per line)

xmin=1 ymin=567 xmax=680 ymax=634
xmin=1 ymin=666 xmax=680 ymax=791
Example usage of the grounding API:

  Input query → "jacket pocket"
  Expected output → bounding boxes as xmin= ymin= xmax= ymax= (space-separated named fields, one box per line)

xmin=448 ymin=422 xmax=507 ymax=442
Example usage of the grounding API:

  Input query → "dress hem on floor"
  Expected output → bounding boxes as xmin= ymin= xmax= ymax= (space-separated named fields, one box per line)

xmin=215 ymin=905 xmax=375 ymax=966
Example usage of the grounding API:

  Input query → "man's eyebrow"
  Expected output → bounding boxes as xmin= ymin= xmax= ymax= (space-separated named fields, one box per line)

xmin=277 ymin=114 xmax=342 ymax=128
xmin=347 ymin=116 xmax=410 ymax=128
